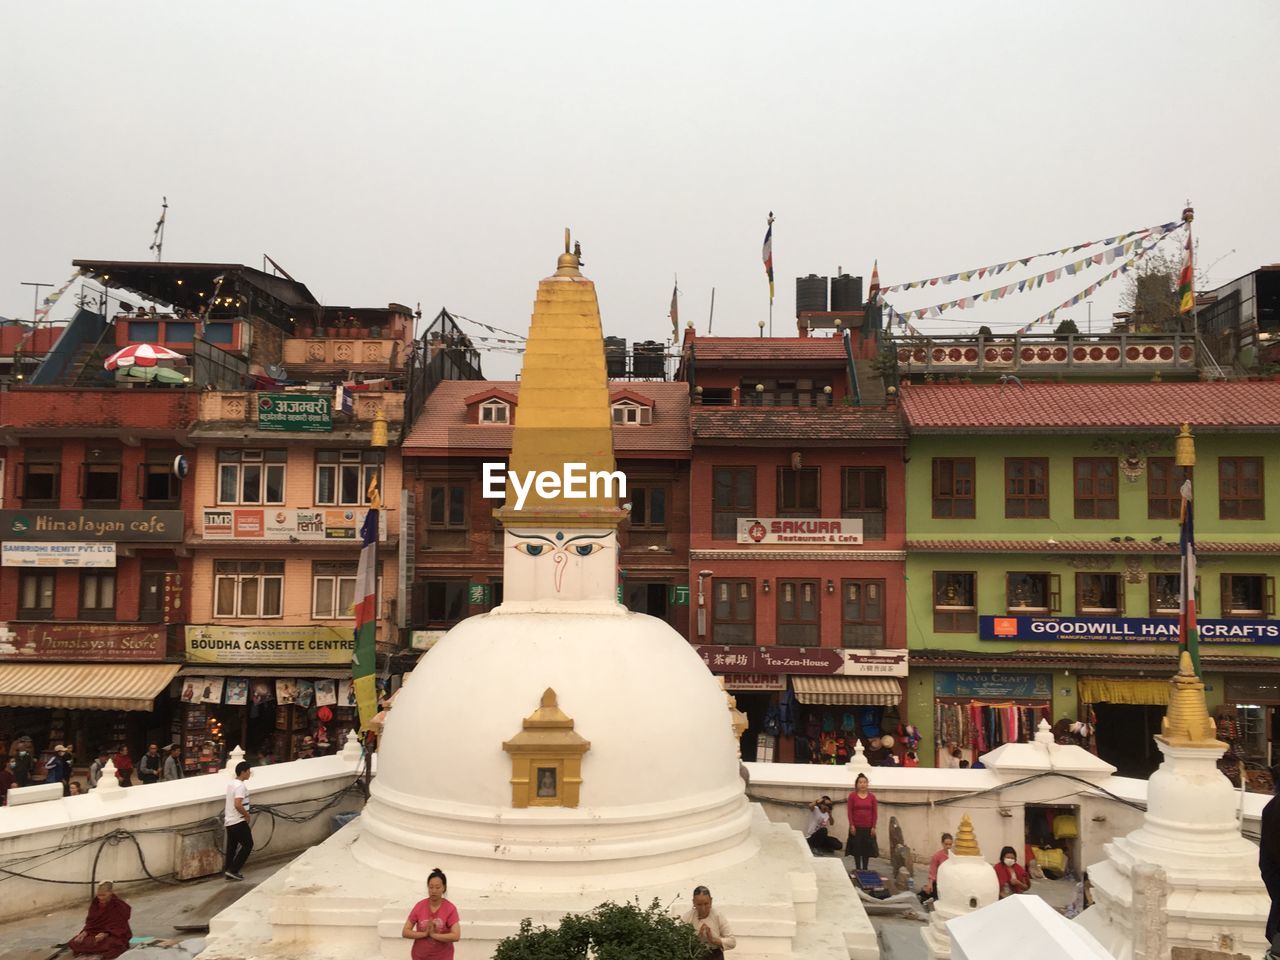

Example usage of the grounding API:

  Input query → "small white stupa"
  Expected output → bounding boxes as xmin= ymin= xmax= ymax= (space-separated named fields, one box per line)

xmin=198 ymin=236 xmax=877 ymax=960
xmin=922 ymin=814 xmax=999 ymax=960
xmin=1076 ymin=652 xmax=1270 ymax=959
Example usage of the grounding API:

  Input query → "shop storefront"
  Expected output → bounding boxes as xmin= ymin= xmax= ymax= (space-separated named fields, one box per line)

xmin=1217 ymin=674 xmax=1280 ymax=792
xmin=696 ymin=645 xmax=908 ymax=764
xmin=180 ymin=624 xmax=360 ymax=769
xmin=933 ymin=670 xmax=1053 ymax=767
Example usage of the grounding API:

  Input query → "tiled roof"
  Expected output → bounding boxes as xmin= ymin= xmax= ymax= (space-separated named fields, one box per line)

xmin=403 ymin=380 xmax=690 ymax=454
xmin=901 ymin=381 xmax=1280 ymax=432
xmin=692 ymin=406 xmax=907 ymax=443
xmin=689 ymin=337 xmax=849 ymax=362
xmin=908 ymin=538 xmax=1280 ymax=555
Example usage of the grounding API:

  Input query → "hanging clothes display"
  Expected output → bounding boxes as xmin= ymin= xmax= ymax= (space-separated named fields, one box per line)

xmin=935 ymin=701 xmax=1050 ymax=755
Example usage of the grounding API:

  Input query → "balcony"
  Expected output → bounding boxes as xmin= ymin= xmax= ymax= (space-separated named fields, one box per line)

xmin=891 ymin=332 xmax=1199 ymax=377
xmin=283 ymin=337 xmax=404 ymax=371
xmin=114 ymin=313 xmax=244 ymax=354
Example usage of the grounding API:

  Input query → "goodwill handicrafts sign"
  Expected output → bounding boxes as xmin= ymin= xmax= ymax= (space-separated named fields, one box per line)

xmin=981 ymin=615 xmax=1280 ymax=644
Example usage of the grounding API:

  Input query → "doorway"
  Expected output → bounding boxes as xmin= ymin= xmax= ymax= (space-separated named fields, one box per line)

xmin=1093 ymin=703 xmax=1164 ymax=778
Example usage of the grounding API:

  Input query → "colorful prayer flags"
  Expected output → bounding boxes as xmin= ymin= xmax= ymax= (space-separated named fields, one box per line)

xmin=762 ymin=213 xmax=775 ymax=303
xmin=352 ymin=475 xmax=381 ymax=729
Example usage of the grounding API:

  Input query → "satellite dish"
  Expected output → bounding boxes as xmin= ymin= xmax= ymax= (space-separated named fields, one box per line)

xmin=172 ymin=455 xmax=189 ymax=479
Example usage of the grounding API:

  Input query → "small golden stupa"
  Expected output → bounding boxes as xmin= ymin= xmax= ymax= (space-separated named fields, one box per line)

xmin=494 ymin=230 xmax=626 ymax=530
xmin=952 ymin=814 xmax=981 ymax=858
xmin=1157 ymin=651 xmax=1225 ymax=749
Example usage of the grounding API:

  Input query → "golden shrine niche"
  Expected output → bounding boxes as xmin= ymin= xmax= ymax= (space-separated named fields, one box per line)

xmin=502 ymin=688 xmax=590 ymax=808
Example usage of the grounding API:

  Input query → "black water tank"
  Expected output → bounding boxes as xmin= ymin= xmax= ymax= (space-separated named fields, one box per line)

xmin=796 ymin=275 xmax=828 ymax=315
xmin=831 ymin=274 xmax=864 ymax=312
xmin=605 ymin=336 xmax=627 ymax=377
xmin=632 ymin=341 xmax=664 ymax=378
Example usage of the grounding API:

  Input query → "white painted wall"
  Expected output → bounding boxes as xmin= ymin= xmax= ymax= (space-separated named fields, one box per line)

xmin=0 ymin=752 xmax=368 ymax=923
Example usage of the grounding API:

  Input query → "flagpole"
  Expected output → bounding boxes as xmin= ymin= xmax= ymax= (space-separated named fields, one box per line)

xmin=1175 ymin=423 xmax=1200 ymax=678
xmin=1182 ymin=204 xmax=1195 ymax=336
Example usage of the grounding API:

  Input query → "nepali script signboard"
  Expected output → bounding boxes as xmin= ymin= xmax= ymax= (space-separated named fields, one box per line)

xmin=980 ymin=615 xmax=1280 ymax=645
xmin=185 ymin=625 xmax=354 ymax=664
xmin=736 ymin=517 xmax=863 ymax=545
xmin=257 ymin=394 xmax=332 ymax=432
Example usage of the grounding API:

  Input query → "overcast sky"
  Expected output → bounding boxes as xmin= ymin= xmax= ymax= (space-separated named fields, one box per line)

xmin=2 ymin=1 xmax=1276 ymax=378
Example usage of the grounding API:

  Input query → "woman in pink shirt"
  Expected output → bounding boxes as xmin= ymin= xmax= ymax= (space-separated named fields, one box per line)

xmin=402 ymin=867 xmax=461 ymax=959
xmin=846 ymin=773 xmax=878 ymax=872
xmin=921 ymin=832 xmax=954 ymax=900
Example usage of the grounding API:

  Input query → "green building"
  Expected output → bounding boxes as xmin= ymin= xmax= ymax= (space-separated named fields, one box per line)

xmin=899 ymin=380 xmax=1280 ymax=779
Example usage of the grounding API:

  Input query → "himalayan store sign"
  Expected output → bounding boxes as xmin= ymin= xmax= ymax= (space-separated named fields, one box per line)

xmin=695 ymin=646 xmax=844 ymax=674
xmin=185 ymin=625 xmax=353 ymax=664
xmin=257 ymin=393 xmax=332 ymax=431
xmin=201 ymin=508 xmax=379 ymax=541
xmin=2 ymin=541 xmax=116 ymax=567
xmin=935 ymin=671 xmax=1052 ymax=700
xmin=0 ymin=624 xmax=167 ymax=661
xmin=981 ymin=615 xmax=1280 ymax=645
xmin=736 ymin=518 xmax=863 ymax=545
xmin=0 ymin=509 xmax=184 ymax=542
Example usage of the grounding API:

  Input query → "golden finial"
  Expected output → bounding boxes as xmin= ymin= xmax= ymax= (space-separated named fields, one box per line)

xmin=1175 ymin=423 xmax=1196 ymax=468
xmin=1158 ymin=652 xmax=1225 ymax=749
xmin=952 ymin=814 xmax=981 ymax=857
xmin=556 ymin=228 xmax=582 ymax=277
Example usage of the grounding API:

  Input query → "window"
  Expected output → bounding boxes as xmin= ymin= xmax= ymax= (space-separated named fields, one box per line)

xmin=217 ymin=449 xmax=286 ymax=505
xmin=777 ymin=467 xmax=819 ymax=517
xmin=1149 ymin=573 xmax=1198 ymax=617
xmin=79 ymin=570 xmax=116 ymax=619
xmin=312 ymin=561 xmax=382 ymax=619
xmin=712 ymin=467 xmax=755 ymax=539
xmin=413 ymin=579 xmax=469 ymax=627
xmin=479 ymin=399 xmax=510 ymax=423
xmin=777 ymin=579 xmax=819 ymax=646
xmin=22 ymin=448 xmax=61 ymax=505
xmin=1006 ymin=572 xmax=1060 ymax=613
xmin=1076 ymin=573 xmax=1123 ymax=615
xmin=1073 ymin=458 xmax=1117 ymax=519
xmin=624 ymin=581 xmax=671 ymax=623
xmin=214 ymin=560 xmax=284 ymax=617
xmin=82 ymin=448 xmax=122 ymax=505
xmin=932 ymin=458 xmax=975 ymax=519
xmin=629 ymin=484 xmax=668 ymax=530
xmin=1220 ymin=457 xmax=1264 ymax=520
xmin=139 ymin=560 xmax=178 ymax=623
xmin=426 ymin=482 xmax=467 ymax=528
xmin=711 ymin=579 xmax=754 ymax=645
xmin=842 ymin=579 xmax=885 ymax=647
xmin=1147 ymin=458 xmax=1185 ymax=520
xmin=740 ymin=378 xmax=833 ymax=407
xmin=316 ymin=450 xmax=383 ymax=506
xmin=1005 ymin=458 xmax=1049 ymax=518
xmin=611 ymin=401 xmax=652 ymax=424
xmin=1221 ymin=574 xmax=1275 ymax=618
xmin=842 ymin=468 xmax=886 ymax=539
xmin=142 ymin=450 xmax=181 ymax=504
xmin=18 ymin=571 xmax=54 ymax=618
xmin=933 ymin=572 xmax=976 ymax=632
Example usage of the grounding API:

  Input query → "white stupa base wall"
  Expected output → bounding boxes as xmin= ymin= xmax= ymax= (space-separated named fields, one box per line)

xmin=198 ymin=805 xmax=878 ymax=960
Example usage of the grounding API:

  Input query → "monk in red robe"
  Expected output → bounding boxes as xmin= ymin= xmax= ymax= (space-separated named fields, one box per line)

xmin=69 ymin=882 xmax=132 ymax=959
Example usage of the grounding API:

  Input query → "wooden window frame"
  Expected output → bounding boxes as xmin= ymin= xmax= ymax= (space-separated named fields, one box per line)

xmin=1219 ymin=457 xmax=1265 ymax=520
xmin=1075 ymin=572 xmax=1124 ymax=616
xmin=1006 ymin=571 xmax=1061 ymax=614
xmin=312 ymin=561 xmax=382 ymax=619
xmin=1221 ymin=573 xmax=1276 ymax=618
xmin=776 ymin=466 xmax=820 ymax=517
xmin=140 ymin=450 xmax=181 ymax=506
xmin=933 ymin=571 xmax=976 ymax=633
xmin=17 ymin=571 xmax=55 ymax=619
xmin=776 ymin=578 xmax=820 ymax=647
xmin=1073 ymin=457 xmax=1118 ymax=520
xmin=932 ymin=458 xmax=975 ymax=519
xmin=425 ymin=482 xmax=468 ymax=530
xmin=316 ymin=450 xmax=383 ymax=507
xmin=611 ymin=401 xmax=652 ymax=425
xmin=629 ymin=483 xmax=669 ymax=531
xmin=712 ymin=467 xmax=755 ymax=540
xmin=1005 ymin=458 xmax=1049 ymax=519
xmin=21 ymin=449 xmax=61 ymax=507
xmin=479 ymin=399 xmax=510 ymax=424
xmin=1147 ymin=458 xmax=1185 ymax=520
xmin=213 ymin=560 xmax=285 ymax=618
xmin=841 ymin=467 xmax=886 ymax=540
xmin=1149 ymin=573 xmax=1199 ymax=618
xmin=216 ymin=449 xmax=287 ymax=506
xmin=415 ymin=579 xmax=470 ymax=628
xmin=711 ymin=577 xmax=755 ymax=645
xmin=841 ymin=578 xmax=885 ymax=648
xmin=79 ymin=569 xmax=117 ymax=620
xmin=623 ymin=580 xmax=672 ymax=623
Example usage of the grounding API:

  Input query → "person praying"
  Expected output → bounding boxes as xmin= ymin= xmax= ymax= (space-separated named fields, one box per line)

xmin=68 ymin=882 xmax=132 ymax=959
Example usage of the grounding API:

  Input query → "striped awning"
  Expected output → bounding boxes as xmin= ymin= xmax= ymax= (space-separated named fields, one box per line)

xmin=0 ymin=663 xmax=181 ymax=711
xmin=792 ymin=675 xmax=902 ymax=706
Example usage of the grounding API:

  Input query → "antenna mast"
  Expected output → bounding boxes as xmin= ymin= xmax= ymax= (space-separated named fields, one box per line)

xmin=149 ymin=197 xmax=168 ymax=262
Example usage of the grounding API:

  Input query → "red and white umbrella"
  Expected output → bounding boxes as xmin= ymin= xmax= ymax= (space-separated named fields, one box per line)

xmin=104 ymin=343 xmax=186 ymax=370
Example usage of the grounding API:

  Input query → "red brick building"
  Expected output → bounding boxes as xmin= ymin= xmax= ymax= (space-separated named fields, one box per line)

xmin=679 ymin=331 xmax=909 ymax=762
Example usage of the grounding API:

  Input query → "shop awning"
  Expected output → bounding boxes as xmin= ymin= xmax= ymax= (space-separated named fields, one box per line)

xmin=177 ymin=666 xmax=353 ymax=679
xmin=1078 ymin=677 xmax=1170 ymax=706
xmin=792 ymin=676 xmax=902 ymax=706
xmin=0 ymin=663 xmax=181 ymax=711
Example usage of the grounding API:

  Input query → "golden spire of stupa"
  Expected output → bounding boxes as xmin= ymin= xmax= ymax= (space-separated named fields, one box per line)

xmin=952 ymin=814 xmax=981 ymax=857
xmin=494 ymin=231 xmax=626 ymax=529
xmin=1158 ymin=651 xmax=1225 ymax=749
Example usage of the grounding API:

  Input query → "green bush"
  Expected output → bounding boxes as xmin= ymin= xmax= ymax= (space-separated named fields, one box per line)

xmin=493 ymin=898 xmax=711 ymax=960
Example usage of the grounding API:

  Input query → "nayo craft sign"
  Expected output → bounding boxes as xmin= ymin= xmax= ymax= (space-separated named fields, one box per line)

xmin=736 ymin=518 xmax=863 ymax=545
xmin=257 ymin=394 xmax=332 ymax=432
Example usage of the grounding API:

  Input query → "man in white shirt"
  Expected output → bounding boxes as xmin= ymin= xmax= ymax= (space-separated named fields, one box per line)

xmin=223 ymin=761 xmax=254 ymax=880
xmin=680 ymin=885 xmax=735 ymax=957
xmin=804 ymin=796 xmax=843 ymax=855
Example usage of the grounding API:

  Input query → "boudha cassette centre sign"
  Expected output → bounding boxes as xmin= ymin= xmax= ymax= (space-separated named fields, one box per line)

xmin=737 ymin=518 xmax=863 ymax=545
xmin=185 ymin=625 xmax=354 ymax=664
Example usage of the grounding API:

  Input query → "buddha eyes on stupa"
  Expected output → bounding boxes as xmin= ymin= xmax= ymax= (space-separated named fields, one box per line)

xmin=574 ymin=543 xmax=602 ymax=557
xmin=515 ymin=543 xmax=546 ymax=556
